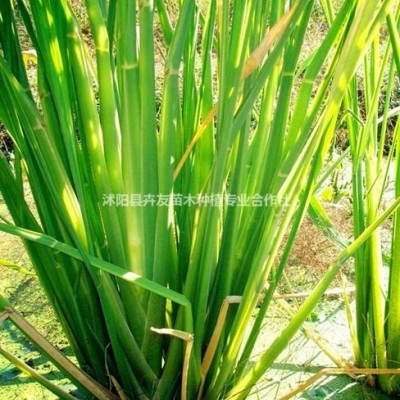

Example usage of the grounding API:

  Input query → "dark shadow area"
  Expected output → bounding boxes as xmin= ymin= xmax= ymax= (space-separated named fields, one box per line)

xmin=301 ymin=374 xmax=397 ymax=400
xmin=270 ymin=362 xmax=325 ymax=374
xmin=0 ymin=323 xmax=84 ymax=396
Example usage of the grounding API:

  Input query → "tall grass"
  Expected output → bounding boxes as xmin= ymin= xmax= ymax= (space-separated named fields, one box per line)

xmin=339 ymin=6 xmax=400 ymax=395
xmin=0 ymin=0 xmax=399 ymax=399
